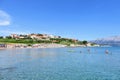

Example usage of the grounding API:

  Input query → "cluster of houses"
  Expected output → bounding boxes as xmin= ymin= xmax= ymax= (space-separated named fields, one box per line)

xmin=10 ymin=34 xmax=61 ymax=40
xmin=10 ymin=34 xmax=78 ymax=42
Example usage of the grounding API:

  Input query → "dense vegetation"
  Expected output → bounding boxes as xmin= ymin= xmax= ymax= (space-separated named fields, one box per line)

xmin=0 ymin=37 xmax=88 ymax=46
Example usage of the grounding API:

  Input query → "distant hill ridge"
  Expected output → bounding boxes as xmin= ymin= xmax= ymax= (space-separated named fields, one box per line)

xmin=92 ymin=36 xmax=120 ymax=46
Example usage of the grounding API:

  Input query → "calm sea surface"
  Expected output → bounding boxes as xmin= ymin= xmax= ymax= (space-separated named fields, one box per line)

xmin=0 ymin=47 xmax=120 ymax=80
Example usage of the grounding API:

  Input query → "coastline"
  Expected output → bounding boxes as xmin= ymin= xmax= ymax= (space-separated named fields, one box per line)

xmin=1 ymin=43 xmax=67 ymax=49
xmin=0 ymin=43 xmax=101 ymax=49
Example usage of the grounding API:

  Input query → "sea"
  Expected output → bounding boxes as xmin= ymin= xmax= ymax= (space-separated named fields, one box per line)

xmin=0 ymin=47 xmax=120 ymax=80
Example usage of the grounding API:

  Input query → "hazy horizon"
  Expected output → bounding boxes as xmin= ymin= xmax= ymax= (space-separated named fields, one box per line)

xmin=0 ymin=0 xmax=120 ymax=40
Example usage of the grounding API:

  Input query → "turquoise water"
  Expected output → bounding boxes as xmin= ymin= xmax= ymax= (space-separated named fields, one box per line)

xmin=0 ymin=47 xmax=120 ymax=80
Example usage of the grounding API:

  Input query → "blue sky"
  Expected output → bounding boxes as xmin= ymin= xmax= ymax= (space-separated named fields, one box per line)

xmin=0 ymin=0 xmax=120 ymax=40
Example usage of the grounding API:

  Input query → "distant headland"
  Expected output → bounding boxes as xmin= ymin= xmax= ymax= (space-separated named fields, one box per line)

xmin=0 ymin=33 xmax=99 ymax=49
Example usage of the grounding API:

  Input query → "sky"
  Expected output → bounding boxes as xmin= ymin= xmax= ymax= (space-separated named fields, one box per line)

xmin=0 ymin=0 xmax=120 ymax=40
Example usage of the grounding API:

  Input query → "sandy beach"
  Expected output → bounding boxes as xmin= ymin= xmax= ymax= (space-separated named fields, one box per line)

xmin=2 ymin=43 xmax=67 ymax=49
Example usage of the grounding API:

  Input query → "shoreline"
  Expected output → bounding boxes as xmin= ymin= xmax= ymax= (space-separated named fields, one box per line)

xmin=0 ymin=43 xmax=101 ymax=49
xmin=1 ymin=43 xmax=67 ymax=49
xmin=0 ymin=43 xmax=89 ymax=49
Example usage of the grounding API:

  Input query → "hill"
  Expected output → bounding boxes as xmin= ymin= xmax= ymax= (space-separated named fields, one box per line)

xmin=92 ymin=36 xmax=120 ymax=46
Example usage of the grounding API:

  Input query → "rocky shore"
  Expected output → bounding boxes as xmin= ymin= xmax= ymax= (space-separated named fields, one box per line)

xmin=1 ymin=43 xmax=67 ymax=49
xmin=0 ymin=43 xmax=100 ymax=49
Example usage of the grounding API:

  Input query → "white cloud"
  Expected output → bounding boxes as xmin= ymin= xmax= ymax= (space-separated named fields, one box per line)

xmin=0 ymin=10 xmax=11 ymax=26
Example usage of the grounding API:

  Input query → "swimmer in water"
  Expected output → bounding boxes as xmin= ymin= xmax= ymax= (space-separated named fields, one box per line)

xmin=80 ymin=51 xmax=82 ymax=53
xmin=87 ymin=48 xmax=90 ymax=53
xmin=105 ymin=50 xmax=109 ymax=54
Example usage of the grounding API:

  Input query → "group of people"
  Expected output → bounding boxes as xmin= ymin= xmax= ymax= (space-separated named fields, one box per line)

xmin=79 ymin=48 xmax=111 ymax=54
